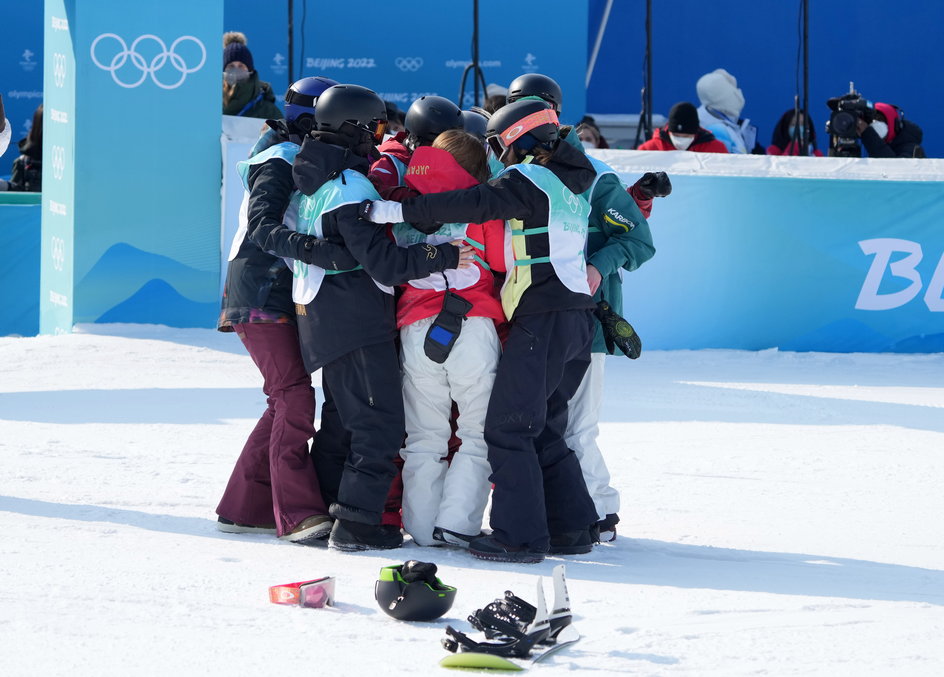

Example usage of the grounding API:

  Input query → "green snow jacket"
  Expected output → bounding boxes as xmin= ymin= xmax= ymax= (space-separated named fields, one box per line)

xmin=562 ymin=128 xmax=655 ymax=353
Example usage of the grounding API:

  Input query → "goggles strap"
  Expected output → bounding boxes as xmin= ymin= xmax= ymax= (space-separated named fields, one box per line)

xmin=499 ymin=109 xmax=559 ymax=146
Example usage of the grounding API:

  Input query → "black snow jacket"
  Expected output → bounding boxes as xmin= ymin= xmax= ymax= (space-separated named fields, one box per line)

xmin=400 ymin=139 xmax=597 ymax=318
xmin=861 ymin=119 xmax=926 ymax=158
xmin=219 ymin=127 xmax=357 ymax=331
xmin=249 ymin=133 xmax=461 ymax=370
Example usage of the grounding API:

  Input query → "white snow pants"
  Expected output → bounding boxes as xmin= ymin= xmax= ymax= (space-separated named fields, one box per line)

xmin=565 ymin=352 xmax=619 ymax=520
xmin=400 ymin=315 xmax=500 ymax=545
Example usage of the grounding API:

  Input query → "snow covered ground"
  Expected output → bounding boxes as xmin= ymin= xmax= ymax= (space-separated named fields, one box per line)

xmin=1 ymin=324 xmax=942 ymax=676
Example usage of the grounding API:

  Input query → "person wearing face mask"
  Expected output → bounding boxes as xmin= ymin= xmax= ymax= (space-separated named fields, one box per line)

xmin=222 ymin=32 xmax=283 ymax=120
xmin=767 ymin=109 xmax=823 ymax=156
xmin=696 ymin=69 xmax=764 ymax=154
xmin=575 ymin=117 xmax=610 ymax=149
xmin=856 ymin=102 xmax=926 ymax=158
xmin=637 ymin=102 xmax=728 ymax=153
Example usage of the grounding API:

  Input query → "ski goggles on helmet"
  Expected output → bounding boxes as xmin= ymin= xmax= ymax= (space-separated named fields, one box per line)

xmin=486 ymin=108 xmax=559 ymax=160
xmin=338 ymin=118 xmax=388 ymax=145
xmin=269 ymin=576 xmax=336 ymax=608
xmin=370 ymin=118 xmax=389 ymax=143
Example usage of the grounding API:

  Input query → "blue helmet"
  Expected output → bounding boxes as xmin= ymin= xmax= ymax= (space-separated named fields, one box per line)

xmin=284 ymin=76 xmax=339 ymax=133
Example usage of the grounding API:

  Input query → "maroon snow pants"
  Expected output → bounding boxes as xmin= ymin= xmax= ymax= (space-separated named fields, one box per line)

xmin=216 ymin=322 xmax=328 ymax=536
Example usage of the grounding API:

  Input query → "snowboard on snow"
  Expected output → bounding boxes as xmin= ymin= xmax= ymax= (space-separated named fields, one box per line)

xmin=439 ymin=625 xmax=581 ymax=671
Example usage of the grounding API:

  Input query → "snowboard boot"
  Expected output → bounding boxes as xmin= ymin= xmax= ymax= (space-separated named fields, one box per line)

xmin=432 ymin=526 xmax=486 ymax=549
xmin=279 ymin=514 xmax=333 ymax=546
xmin=216 ymin=516 xmax=277 ymax=535
xmin=469 ymin=536 xmax=545 ymax=564
xmin=328 ymin=519 xmax=403 ymax=552
xmin=548 ymin=529 xmax=593 ymax=555
xmin=595 ymin=513 xmax=620 ymax=543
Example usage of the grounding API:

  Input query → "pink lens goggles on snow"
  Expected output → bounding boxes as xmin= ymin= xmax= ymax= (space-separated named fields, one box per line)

xmin=268 ymin=577 xmax=336 ymax=608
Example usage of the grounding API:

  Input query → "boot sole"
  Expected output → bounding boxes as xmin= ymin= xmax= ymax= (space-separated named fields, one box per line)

xmin=548 ymin=544 xmax=593 ymax=555
xmin=469 ymin=549 xmax=545 ymax=564
xmin=328 ymin=538 xmax=402 ymax=552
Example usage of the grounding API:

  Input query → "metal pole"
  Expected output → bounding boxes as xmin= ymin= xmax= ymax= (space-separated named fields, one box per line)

xmin=458 ymin=0 xmax=486 ymax=107
xmin=473 ymin=0 xmax=480 ymax=106
xmin=287 ymin=0 xmax=295 ymax=84
xmin=646 ymin=0 xmax=653 ymax=134
xmin=586 ymin=0 xmax=613 ymax=88
xmin=802 ymin=0 xmax=810 ymax=155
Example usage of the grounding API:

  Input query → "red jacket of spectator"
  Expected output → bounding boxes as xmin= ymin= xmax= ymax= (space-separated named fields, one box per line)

xmin=394 ymin=146 xmax=506 ymax=328
xmin=637 ymin=127 xmax=729 ymax=153
xmin=767 ymin=141 xmax=823 ymax=157
xmin=767 ymin=109 xmax=824 ymax=156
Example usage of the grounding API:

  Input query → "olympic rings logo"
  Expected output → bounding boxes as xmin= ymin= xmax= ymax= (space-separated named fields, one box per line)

xmin=53 ymin=53 xmax=67 ymax=88
xmin=51 ymin=145 xmax=66 ymax=181
xmin=395 ymin=57 xmax=423 ymax=72
xmin=51 ymin=236 xmax=66 ymax=272
xmin=90 ymin=33 xmax=206 ymax=89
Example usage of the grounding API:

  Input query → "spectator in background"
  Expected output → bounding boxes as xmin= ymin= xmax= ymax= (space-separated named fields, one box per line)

xmin=696 ymin=69 xmax=763 ymax=154
xmin=483 ymin=94 xmax=506 ymax=115
xmin=857 ymin=102 xmax=925 ymax=158
xmin=575 ymin=116 xmax=610 ymax=149
xmin=0 ymin=94 xmax=11 ymax=157
xmin=1 ymin=104 xmax=43 ymax=192
xmin=222 ymin=32 xmax=283 ymax=119
xmin=385 ymin=101 xmax=406 ymax=134
xmin=768 ymin=109 xmax=823 ymax=156
xmin=637 ymin=102 xmax=728 ymax=153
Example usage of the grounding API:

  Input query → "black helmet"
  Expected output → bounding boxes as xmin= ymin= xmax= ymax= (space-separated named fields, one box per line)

xmin=485 ymin=98 xmax=560 ymax=162
xmin=313 ymin=84 xmax=388 ymax=142
xmin=461 ymin=107 xmax=491 ymax=141
xmin=405 ymin=95 xmax=463 ymax=146
xmin=506 ymin=73 xmax=563 ymax=113
xmin=284 ymin=76 xmax=339 ymax=134
xmin=375 ymin=561 xmax=457 ymax=622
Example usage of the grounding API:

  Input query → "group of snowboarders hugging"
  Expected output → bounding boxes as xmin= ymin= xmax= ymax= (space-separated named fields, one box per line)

xmin=215 ymin=72 xmax=667 ymax=563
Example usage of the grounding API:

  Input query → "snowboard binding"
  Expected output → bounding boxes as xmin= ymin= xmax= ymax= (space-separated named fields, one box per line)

xmin=468 ymin=591 xmax=537 ymax=640
xmin=441 ymin=564 xmax=573 ymax=658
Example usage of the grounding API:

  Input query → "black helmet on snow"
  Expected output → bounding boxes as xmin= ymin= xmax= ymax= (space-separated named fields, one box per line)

xmin=485 ymin=98 xmax=560 ymax=162
xmin=405 ymin=95 xmax=464 ymax=146
xmin=506 ymin=73 xmax=563 ymax=113
xmin=374 ymin=560 xmax=457 ymax=622
xmin=284 ymin=76 xmax=339 ymax=134
xmin=313 ymin=84 xmax=388 ymax=142
xmin=461 ymin=107 xmax=491 ymax=142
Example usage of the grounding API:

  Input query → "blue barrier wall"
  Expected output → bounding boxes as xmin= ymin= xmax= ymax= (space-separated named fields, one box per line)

xmin=587 ymin=0 xmax=943 ymax=158
xmin=595 ymin=151 xmax=944 ymax=353
xmin=0 ymin=196 xmax=41 ymax=337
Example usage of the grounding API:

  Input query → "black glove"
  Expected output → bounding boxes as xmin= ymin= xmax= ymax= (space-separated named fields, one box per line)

xmin=634 ymin=171 xmax=672 ymax=199
xmin=593 ymin=301 xmax=642 ymax=359
xmin=399 ymin=560 xmax=439 ymax=585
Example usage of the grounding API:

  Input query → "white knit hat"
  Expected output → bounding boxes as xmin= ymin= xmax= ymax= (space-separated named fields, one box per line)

xmin=696 ymin=68 xmax=745 ymax=119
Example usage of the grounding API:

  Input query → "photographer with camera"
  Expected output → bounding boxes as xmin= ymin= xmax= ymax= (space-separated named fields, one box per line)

xmin=857 ymin=102 xmax=925 ymax=159
xmin=826 ymin=88 xmax=925 ymax=158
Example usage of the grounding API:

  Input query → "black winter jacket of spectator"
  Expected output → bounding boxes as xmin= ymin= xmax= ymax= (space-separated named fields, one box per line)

xmin=861 ymin=119 xmax=926 ymax=158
